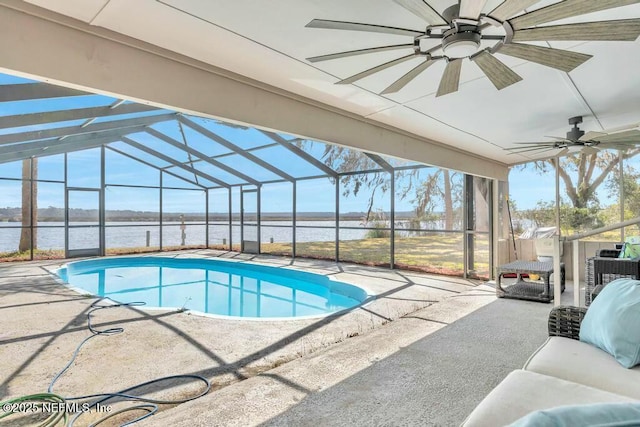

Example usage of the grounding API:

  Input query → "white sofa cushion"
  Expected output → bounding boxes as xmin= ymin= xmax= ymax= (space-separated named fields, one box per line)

xmin=524 ymin=337 xmax=640 ymax=400
xmin=462 ymin=370 xmax=634 ymax=427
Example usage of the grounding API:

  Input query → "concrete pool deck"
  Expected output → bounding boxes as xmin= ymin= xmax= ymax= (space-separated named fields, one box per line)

xmin=0 ymin=250 xmax=494 ymax=424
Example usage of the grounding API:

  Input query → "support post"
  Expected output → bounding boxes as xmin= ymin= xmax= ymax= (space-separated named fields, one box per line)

xmin=573 ymin=239 xmax=580 ymax=306
xmin=620 ymin=151 xmax=625 ymax=242
xmin=205 ymin=188 xmax=209 ymax=248
xmin=159 ymin=171 xmax=163 ymax=251
xmin=257 ymin=185 xmax=261 ymax=254
xmin=228 ymin=188 xmax=232 ymax=251
xmin=100 ymin=145 xmax=105 ymax=256
xmin=390 ymin=171 xmax=395 ymax=270
xmin=553 ymin=235 xmax=562 ymax=306
xmin=292 ymin=180 xmax=297 ymax=259
xmin=335 ymin=178 xmax=340 ymax=262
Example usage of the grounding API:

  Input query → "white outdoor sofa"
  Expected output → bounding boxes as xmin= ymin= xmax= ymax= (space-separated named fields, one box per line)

xmin=462 ymin=305 xmax=640 ymax=426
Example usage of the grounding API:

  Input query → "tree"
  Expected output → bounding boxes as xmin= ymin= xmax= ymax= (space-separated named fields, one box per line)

xmin=534 ymin=149 xmax=640 ymax=230
xmin=413 ymin=169 xmax=462 ymax=229
xmin=19 ymin=158 xmax=37 ymax=252
xmin=295 ymin=140 xmax=463 ymax=228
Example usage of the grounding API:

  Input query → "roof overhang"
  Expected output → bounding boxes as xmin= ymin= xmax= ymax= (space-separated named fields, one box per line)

xmin=0 ymin=0 xmax=508 ymax=181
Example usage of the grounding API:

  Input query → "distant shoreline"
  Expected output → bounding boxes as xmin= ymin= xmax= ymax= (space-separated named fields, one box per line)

xmin=0 ymin=208 xmax=419 ymax=223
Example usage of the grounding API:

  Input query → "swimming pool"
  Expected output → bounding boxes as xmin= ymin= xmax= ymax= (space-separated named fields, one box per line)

xmin=56 ymin=257 xmax=369 ymax=319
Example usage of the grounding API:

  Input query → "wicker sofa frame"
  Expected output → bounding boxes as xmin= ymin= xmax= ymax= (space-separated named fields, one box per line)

xmin=548 ymin=305 xmax=587 ymax=340
xmin=585 ymin=248 xmax=640 ymax=306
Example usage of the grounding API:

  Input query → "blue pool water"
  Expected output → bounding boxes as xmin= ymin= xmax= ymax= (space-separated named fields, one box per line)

xmin=57 ymin=257 xmax=368 ymax=318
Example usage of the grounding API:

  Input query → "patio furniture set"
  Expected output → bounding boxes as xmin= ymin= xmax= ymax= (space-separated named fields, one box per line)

xmin=462 ymin=293 xmax=640 ymax=426
xmin=463 ymin=245 xmax=640 ymax=425
xmin=496 ymin=243 xmax=640 ymax=304
xmin=586 ymin=248 xmax=640 ymax=305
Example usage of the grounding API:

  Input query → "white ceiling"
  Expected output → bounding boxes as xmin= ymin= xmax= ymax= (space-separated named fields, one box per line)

xmin=23 ymin=0 xmax=640 ymax=166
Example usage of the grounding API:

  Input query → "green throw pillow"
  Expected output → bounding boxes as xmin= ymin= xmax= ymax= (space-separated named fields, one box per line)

xmin=618 ymin=236 xmax=640 ymax=259
xmin=508 ymin=403 xmax=640 ymax=427
xmin=579 ymin=278 xmax=640 ymax=368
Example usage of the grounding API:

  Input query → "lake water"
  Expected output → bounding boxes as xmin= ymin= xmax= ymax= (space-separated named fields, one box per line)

xmin=0 ymin=221 xmax=379 ymax=252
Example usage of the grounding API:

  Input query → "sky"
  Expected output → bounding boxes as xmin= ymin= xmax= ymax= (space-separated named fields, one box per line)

xmin=0 ymin=72 xmax=632 ymax=217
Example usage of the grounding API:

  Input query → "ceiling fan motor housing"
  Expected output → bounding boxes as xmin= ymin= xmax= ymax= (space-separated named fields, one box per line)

xmin=567 ymin=116 xmax=584 ymax=141
xmin=567 ymin=127 xmax=585 ymax=141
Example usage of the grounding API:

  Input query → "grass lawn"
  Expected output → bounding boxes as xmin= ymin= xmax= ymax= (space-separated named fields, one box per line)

xmin=0 ymin=236 xmax=489 ymax=278
xmin=262 ymin=234 xmax=490 ymax=278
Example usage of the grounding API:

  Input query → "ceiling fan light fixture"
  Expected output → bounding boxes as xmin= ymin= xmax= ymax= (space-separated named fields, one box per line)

xmin=441 ymin=29 xmax=481 ymax=58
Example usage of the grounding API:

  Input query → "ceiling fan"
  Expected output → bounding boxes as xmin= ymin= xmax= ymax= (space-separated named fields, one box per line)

xmin=506 ymin=116 xmax=640 ymax=156
xmin=305 ymin=0 xmax=640 ymax=97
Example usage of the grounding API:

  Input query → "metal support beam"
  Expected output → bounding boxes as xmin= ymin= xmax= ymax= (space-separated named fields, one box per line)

xmin=177 ymin=116 xmax=295 ymax=182
xmin=0 ymin=113 xmax=176 ymax=146
xmin=488 ymin=179 xmax=494 ymax=279
xmin=0 ymin=125 xmax=150 ymax=158
xmin=335 ymin=178 xmax=340 ymax=262
xmin=205 ymin=189 xmax=210 ymax=248
xmin=260 ymin=132 xmax=338 ymax=178
xmin=100 ymin=145 xmax=106 ymax=256
xmin=105 ymin=145 xmax=205 ymax=188
xmin=390 ymin=171 xmax=395 ymax=269
xmin=364 ymin=153 xmax=394 ymax=173
xmin=121 ymin=136 xmax=230 ymax=188
xmin=0 ymin=102 xmax=160 ymax=130
xmin=620 ymin=151 xmax=625 ymax=242
xmin=145 ymin=128 xmax=258 ymax=185
xmin=228 ymin=187 xmax=232 ymax=250
xmin=0 ymin=82 xmax=88 ymax=102
xmin=0 ymin=135 xmax=122 ymax=164
xmin=292 ymin=180 xmax=297 ymax=259
xmin=257 ymin=185 xmax=261 ymax=254
xmin=338 ymin=168 xmax=386 ymax=177
xmin=159 ymin=171 xmax=163 ymax=251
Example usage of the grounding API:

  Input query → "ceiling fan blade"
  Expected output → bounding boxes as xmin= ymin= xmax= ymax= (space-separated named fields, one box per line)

xmin=582 ymin=146 xmax=600 ymax=155
xmin=597 ymin=129 xmax=640 ymax=142
xmin=507 ymin=146 xmax=559 ymax=154
xmin=510 ymin=0 xmax=640 ymax=31
xmin=381 ymin=59 xmax=438 ymax=94
xmin=603 ymin=122 xmax=640 ymax=133
xmin=488 ymin=0 xmax=543 ymax=22
xmin=307 ymin=44 xmax=415 ymax=62
xmin=513 ymin=19 xmax=640 ymax=42
xmin=580 ymin=131 xmax=607 ymax=141
xmin=338 ymin=54 xmax=417 ymax=85
xmin=392 ymin=0 xmax=448 ymax=25
xmin=509 ymin=142 xmax=559 ymax=146
xmin=471 ymin=51 xmax=522 ymax=90
xmin=436 ymin=59 xmax=463 ymax=97
xmin=496 ymin=43 xmax=592 ymax=72
xmin=459 ymin=0 xmax=489 ymax=19
xmin=603 ymin=142 xmax=640 ymax=149
xmin=305 ymin=19 xmax=423 ymax=37
xmin=544 ymin=135 xmax=569 ymax=141
xmin=556 ymin=148 xmax=570 ymax=157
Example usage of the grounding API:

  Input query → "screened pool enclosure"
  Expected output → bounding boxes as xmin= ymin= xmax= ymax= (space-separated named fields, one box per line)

xmin=0 ymin=74 xmax=494 ymax=279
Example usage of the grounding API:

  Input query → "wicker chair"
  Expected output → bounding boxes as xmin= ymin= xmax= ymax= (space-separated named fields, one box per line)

xmin=585 ymin=248 xmax=640 ymax=306
xmin=548 ymin=305 xmax=587 ymax=340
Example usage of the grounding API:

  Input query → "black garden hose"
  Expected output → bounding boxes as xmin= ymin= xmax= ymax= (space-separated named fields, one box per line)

xmin=1 ymin=298 xmax=211 ymax=426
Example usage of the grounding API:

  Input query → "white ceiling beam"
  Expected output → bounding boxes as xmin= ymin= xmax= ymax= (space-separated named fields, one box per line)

xmin=0 ymin=0 xmax=508 ymax=180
